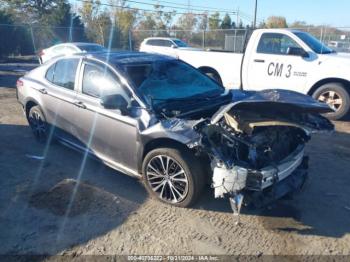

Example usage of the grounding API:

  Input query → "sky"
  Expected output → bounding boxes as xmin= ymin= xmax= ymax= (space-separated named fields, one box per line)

xmin=70 ymin=0 xmax=350 ymax=28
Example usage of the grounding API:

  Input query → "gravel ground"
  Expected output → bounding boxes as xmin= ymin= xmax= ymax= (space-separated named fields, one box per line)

xmin=1 ymin=77 xmax=350 ymax=257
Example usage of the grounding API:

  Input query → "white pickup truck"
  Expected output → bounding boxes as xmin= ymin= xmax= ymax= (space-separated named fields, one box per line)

xmin=140 ymin=29 xmax=350 ymax=120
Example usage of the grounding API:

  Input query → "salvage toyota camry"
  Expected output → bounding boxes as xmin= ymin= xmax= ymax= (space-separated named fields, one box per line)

xmin=17 ymin=52 xmax=334 ymax=213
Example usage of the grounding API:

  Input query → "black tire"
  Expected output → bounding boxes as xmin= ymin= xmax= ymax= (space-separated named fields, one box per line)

xmin=142 ymin=147 xmax=205 ymax=207
xmin=200 ymin=68 xmax=223 ymax=85
xmin=312 ymin=82 xmax=350 ymax=120
xmin=27 ymin=105 xmax=48 ymax=143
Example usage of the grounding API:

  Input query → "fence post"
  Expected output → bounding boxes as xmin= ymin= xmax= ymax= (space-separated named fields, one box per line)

xmin=128 ymin=29 xmax=132 ymax=51
xmin=29 ymin=25 xmax=37 ymax=54
xmin=202 ymin=29 xmax=205 ymax=49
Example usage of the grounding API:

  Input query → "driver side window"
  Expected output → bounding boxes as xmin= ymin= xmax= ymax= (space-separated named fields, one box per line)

xmin=82 ymin=63 xmax=131 ymax=104
xmin=257 ymin=33 xmax=301 ymax=55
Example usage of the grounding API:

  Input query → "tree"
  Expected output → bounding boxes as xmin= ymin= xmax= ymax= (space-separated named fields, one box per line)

xmin=198 ymin=13 xmax=208 ymax=30
xmin=258 ymin=20 xmax=266 ymax=28
xmin=289 ymin=20 xmax=308 ymax=28
xmin=113 ymin=5 xmax=138 ymax=49
xmin=266 ymin=16 xmax=287 ymax=28
xmin=53 ymin=1 xmax=87 ymax=42
xmin=79 ymin=0 xmax=111 ymax=46
xmin=177 ymin=13 xmax=197 ymax=30
xmin=208 ymin=12 xmax=220 ymax=30
xmin=220 ymin=13 xmax=232 ymax=29
xmin=2 ymin=0 xmax=86 ymax=49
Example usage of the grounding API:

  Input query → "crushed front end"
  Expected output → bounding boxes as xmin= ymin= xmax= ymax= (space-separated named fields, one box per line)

xmin=192 ymin=90 xmax=334 ymax=215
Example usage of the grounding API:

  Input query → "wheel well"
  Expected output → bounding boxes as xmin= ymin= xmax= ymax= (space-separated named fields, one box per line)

xmin=25 ymin=100 xmax=37 ymax=118
xmin=308 ymin=78 xmax=350 ymax=96
xmin=198 ymin=66 xmax=221 ymax=80
xmin=139 ymin=138 xmax=193 ymax=173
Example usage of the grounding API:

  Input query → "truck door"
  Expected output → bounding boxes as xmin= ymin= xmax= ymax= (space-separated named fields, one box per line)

xmin=245 ymin=32 xmax=314 ymax=94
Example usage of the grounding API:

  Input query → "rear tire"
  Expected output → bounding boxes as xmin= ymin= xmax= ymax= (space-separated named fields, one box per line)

xmin=27 ymin=105 xmax=48 ymax=143
xmin=312 ymin=83 xmax=350 ymax=120
xmin=142 ymin=147 xmax=205 ymax=207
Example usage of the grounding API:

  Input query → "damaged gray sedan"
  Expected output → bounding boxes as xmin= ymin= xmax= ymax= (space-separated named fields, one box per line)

xmin=17 ymin=52 xmax=334 ymax=212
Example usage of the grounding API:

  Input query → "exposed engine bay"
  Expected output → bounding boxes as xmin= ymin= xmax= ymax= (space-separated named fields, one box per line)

xmin=184 ymin=91 xmax=334 ymax=217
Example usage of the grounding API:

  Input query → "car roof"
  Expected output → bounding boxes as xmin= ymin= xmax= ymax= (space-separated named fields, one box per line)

xmin=82 ymin=51 xmax=175 ymax=65
xmin=144 ymin=37 xmax=179 ymax=41
xmin=49 ymin=42 xmax=103 ymax=48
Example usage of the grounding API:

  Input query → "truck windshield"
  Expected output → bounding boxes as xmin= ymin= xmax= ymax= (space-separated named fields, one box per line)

xmin=123 ymin=60 xmax=224 ymax=106
xmin=173 ymin=39 xmax=188 ymax=47
xmin=294 ymin=31 xmax=334 ymax=54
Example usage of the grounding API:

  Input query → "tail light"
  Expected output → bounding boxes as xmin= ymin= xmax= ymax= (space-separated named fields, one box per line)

xmin=16 ymin=79 xmax=24 ymax=87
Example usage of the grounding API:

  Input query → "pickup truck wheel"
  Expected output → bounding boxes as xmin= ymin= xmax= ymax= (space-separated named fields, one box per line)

xmin=200 ymin=68 xmax=223 ymax=85
xmin=28 ymin=105 xmax=48 ymax=143
xmin=142 ymin=147 xmax=204 ymax=207
xmin=312 ymin=83 xmax=350 ymax=120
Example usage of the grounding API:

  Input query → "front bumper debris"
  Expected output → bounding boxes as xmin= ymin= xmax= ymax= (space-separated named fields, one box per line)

xmin=212 ymin=145 xmax=305 ymax=197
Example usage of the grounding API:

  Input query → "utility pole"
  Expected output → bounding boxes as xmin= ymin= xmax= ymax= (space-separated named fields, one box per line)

xmin=253 ymin=0 xmax=258 ymax=28
xmin=236 ymin=7 xmax=240 ymax=26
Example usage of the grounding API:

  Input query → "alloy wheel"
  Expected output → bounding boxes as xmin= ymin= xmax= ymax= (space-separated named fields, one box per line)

xmin=318 ymin=90 xmax=343 ymax=111
xmin=146 ymin=155 xmax=189 ymax=203
xmin=29 ymin=110 xmax=47 ymax=142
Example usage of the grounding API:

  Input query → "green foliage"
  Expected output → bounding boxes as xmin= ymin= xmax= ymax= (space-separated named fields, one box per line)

xmin=208 ymin=12 xmax=220 ymax=30
xmin=266 ymin=16 xmax=288 ymax=28
xmin=220 ymin=13 xmax=232 ymax=29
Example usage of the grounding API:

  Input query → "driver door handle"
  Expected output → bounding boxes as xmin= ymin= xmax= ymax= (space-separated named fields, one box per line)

xmin=38 ymin=88 xmax=47 ymax=94
xmin=73 ymin=100 xmax=86 ymax=109
xmin=254 ymin=59 xmax=265 ymax=63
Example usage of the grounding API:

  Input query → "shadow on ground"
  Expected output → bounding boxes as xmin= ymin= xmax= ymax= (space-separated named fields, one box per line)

xmin=0 ymin=120 xmax=350 ymax=255
xmin=0 ymin=124 xmax=147 ymax=255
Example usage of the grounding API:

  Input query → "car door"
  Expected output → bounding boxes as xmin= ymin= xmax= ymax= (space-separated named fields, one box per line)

xmin=73 ymin=60 xmax=139 ymax=170
xmin=245 ymin=32 xmax=315 ymax=94
xmin=42 ymin=58 xmax=83 ymax=143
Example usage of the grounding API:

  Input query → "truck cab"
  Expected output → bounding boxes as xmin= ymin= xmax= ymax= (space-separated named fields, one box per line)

xmin=242 ymin=29 xmax=350 ymax=119
xmin=140 ymin=29 xmax=350 ymax=120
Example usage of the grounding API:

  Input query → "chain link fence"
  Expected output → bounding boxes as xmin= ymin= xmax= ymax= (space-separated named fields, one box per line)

xmin=131 ymin=27 xmax=350 ymax=53
xmin=1 ymin=24 xmax=350 ymax=58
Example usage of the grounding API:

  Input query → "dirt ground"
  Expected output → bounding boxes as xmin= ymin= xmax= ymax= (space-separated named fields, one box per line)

xmin=1 ymin=71 xmax=350 ymax=257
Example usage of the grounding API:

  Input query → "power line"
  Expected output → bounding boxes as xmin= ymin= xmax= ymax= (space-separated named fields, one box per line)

xmin=109 ymin=0 xmax=238 ymax=14
xmin=146 ymin=0 xmax=237 ymax=13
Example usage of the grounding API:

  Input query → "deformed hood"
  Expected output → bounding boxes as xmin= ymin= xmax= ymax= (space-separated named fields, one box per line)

xmin=211 ymin=89 xmax=333 ymax=124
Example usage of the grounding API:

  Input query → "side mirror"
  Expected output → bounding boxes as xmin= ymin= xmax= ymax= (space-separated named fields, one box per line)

xmin=100 ymin=94 xmax=128 ymax=114
xmin=171 ymin=44 xmax=178 ymax=49
xmin=287 ymin=47 xmax=309 ymax=58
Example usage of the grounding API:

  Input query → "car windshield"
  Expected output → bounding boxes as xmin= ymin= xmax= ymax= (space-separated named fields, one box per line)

xmin=78 ymin=44 xmax=106 ymax=52
xmin=122 ymin=60 xmax=224 ymax=106
xmin=294 ymin=31 xmax=334 ymax=54
xmin=173 ymin=39 xmax=188 ymax=47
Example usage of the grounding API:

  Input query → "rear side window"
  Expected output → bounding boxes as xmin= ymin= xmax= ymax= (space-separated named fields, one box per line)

xmin=45 ymin=64 xmax=55 ymax=82
xmin=45 ymin=58 xmax=79 ymax=90
xmin=257 ymin=33 xmax=301 ymax=55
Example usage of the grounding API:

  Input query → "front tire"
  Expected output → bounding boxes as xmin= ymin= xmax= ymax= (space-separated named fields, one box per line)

xmin=312 ymin=83 xmax=350 ymax=120
xmin=27 ymin=105 xmax=48 ymax=143
xmin=142 ymin=147 xmax=205 ymax=207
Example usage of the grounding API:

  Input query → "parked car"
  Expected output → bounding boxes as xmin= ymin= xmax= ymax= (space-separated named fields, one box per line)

xmin=17 ymin=52 xmax=333 ymax=212
xmin=140 ymin=37 xmax=200 ymax=57
xmin=38 ymin=42 xmax=106 ymax=64
xmin=140 ymin=29 xmax=350 ymax=120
